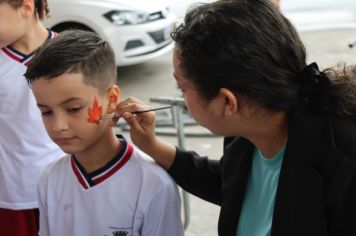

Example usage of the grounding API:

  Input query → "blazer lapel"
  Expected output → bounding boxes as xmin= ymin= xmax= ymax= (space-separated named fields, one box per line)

xmin=271 ymin=144 xmax=328 ymax=235
xmin=271 ymin=106 xmax=330 ymax=235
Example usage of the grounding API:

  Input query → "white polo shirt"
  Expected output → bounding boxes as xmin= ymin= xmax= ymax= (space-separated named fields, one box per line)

xmin=0 ymin=30 xmax=63 ymax=210
xmin=38 ymin=137 xmax=184 ymax=236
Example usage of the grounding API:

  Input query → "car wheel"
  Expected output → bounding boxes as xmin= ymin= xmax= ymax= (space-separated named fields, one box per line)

xmin=51 ymin=22 xmax=94 ymax=33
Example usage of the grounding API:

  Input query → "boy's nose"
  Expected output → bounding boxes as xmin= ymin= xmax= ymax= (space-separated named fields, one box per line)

xmin=51 ymin=115 xmax=69 ymax=132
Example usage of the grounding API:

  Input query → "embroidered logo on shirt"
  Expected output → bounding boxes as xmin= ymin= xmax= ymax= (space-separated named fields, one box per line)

xmin=113 ymin=231 xmax=128 ymax=236
xmin=104 ymin=226 xmax=132 ymax=236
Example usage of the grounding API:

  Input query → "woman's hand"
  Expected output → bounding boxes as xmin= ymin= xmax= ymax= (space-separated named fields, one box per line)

xmin=115 ymin=97 xmax=176 ymax=170
xmin=115 ymin=97 xmax=156 ymax=150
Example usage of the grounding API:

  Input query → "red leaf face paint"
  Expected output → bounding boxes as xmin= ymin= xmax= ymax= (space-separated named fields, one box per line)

xmin=87 ymin=97 xmax=102 ymax=124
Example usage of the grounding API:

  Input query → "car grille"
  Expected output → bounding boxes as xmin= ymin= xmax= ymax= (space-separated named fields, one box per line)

xmin=148 ymin=11 xmax=165 ymax=21
xmin=125 ymin=40 xmax=144 ymax=51
xmin=148 ymin=30 xmax=165 ymax=44
xmin=148 ymin=26 xmax=172 ymax=44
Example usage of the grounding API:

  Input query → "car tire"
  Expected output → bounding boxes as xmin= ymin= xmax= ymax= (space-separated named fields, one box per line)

xmin=51 ymin=22 xmax=94 ymax=33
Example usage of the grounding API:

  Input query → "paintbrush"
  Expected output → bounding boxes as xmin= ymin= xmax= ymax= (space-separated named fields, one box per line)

xmin=100 ymin=106 xmax=172 ymax=120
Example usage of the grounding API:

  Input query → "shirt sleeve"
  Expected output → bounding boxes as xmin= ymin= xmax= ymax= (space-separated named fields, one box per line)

xmin=168 ymin=147 xmax=222 ymax=205
xmin=140 ymin=183 xmax=184 ymax=236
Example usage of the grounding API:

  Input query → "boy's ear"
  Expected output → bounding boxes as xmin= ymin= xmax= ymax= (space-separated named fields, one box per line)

xmin=219 ymin=88 xmax=238 ymax=117
xmin=106 ymin=85 xmax=120 ymax=114
xmin=21 ymin=0 xmax=35 ymax=17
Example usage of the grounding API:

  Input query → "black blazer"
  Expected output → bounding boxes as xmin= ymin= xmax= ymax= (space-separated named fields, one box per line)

xmin=168 ymin=106 xmax=356 ymax=236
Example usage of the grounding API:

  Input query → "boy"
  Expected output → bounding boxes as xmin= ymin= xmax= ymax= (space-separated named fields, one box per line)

xmin=0 ymin=1 xmax=63 ymax=235
xmin=25 ymin=30 xmax=184 ymax=236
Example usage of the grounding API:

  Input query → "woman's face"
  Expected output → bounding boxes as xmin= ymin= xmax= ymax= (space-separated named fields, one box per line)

xmin=172 ymin=52 xmax=226 ymax=135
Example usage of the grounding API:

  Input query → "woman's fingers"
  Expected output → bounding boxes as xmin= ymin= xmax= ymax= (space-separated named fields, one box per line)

xmin=114 ymin=97 xmax=157 ymax=147
xmin=116 ymin=97 xmax=151 ymax=116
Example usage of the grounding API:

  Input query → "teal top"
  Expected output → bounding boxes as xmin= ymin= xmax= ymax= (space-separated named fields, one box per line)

xmin=236 ymin=145 xmax=286 ymax=236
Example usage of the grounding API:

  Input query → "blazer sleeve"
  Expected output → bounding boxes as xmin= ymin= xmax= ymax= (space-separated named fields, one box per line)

xmin=168 ymin=147 xmax=222 ymax=205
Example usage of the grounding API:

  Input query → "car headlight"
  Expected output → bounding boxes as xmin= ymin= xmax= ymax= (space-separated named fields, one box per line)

xmin=104 ymin=10 xmax=149 ymax=25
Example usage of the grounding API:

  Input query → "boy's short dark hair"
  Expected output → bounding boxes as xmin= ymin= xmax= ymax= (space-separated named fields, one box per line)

xmin=25 ymin=30 xmax=117 ymax=94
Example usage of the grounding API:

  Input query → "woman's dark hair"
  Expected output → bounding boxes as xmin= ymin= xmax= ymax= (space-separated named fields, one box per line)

xmin=171 ymin=0 xmax=356 ymax=122
xmin=1 ymin=0 xmax=50 ymax=19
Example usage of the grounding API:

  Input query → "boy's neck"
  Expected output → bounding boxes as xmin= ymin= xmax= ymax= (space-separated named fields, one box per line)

xmin=10 ymin=20 xmax=48 ymax=55
xmin=74 ymin=131 xmax=122 ymax=174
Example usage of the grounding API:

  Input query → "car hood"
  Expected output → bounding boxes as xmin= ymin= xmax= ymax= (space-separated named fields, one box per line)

xmin=102 ymin=0 xmax=169 ymax=12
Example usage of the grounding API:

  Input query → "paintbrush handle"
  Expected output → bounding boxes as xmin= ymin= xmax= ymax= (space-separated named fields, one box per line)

xmin=100 ymin=106 xmax=172 ymax=120
xmin=131 ymin=106 xmax=172 ymax=115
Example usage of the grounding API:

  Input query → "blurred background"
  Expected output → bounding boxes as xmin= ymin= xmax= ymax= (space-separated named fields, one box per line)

xmin=45 ymin=0 xmax=356 ymax=235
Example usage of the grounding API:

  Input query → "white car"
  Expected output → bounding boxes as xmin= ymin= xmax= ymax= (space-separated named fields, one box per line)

xmin=281 ymin=0 xmax=356 ymax=32
xmin=44 ymin=0 xmax=176 ymax=66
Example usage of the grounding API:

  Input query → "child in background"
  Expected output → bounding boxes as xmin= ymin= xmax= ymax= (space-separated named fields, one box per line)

xmin=25 ymin=30 xmax=184 ymax=236
xmin=0 ymin=0 xmax=63 ymax=235
xmin=116 ymin=0 xmax=356 ymax=235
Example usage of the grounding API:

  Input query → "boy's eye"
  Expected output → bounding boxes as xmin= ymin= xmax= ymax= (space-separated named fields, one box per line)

xmin=41 ymin=110 xmax=52 ymax=117
xmin=67 ymin=107 xmax=82 ymax=113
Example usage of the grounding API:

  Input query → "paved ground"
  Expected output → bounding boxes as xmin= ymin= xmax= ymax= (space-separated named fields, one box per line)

xmin=115 ymin=26 xmax=356 ymax=236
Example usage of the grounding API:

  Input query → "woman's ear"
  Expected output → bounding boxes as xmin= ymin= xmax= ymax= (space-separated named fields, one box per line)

xmin=106 ymin=85 xmax=120 ymax=114
xmin=219 ymin=88 xmax=238 ymax=117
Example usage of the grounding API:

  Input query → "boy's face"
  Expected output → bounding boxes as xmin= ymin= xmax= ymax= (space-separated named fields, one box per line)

xmin=31 ymin=72 xmax=119 ymax=155
xmin=0 ymin=2 xmax=32 ymax=48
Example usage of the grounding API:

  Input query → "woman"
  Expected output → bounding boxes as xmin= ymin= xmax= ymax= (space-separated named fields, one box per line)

xmin=116 ymin=0 xmax=356 ymax=235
